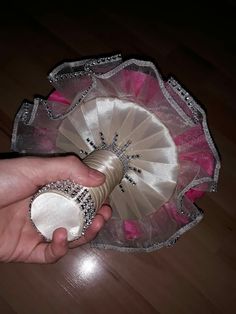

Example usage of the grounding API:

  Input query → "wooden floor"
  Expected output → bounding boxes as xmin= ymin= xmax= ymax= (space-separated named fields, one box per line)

xmin=0 ymin=2 xmax=236 ymax=313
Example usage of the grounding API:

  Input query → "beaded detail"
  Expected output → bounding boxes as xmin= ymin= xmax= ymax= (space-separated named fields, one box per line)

xmin=30 ymin=180 xmax=96 ymax=237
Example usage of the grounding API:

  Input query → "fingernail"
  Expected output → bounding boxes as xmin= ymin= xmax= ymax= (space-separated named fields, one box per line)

xmin=63 ymin=239 xmax=68 ymax=247
xmin=88 ymin=168 xmax=104 ymax=180
xmin=61 ymin=229 xmax=68 ymax=245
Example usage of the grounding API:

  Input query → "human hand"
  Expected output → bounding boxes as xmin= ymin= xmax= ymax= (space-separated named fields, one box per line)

xmin=0 ymin=156 xmax=111 ymax=263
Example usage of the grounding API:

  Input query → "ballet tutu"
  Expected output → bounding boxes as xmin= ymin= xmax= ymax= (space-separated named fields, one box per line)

xmin=12 ymin=54 xmax=220 ymax=251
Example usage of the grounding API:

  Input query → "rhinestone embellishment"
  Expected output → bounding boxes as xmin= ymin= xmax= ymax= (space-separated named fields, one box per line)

xmin=168 ymin=77 xmax=200 ymax=123
xmin=85 ymin=132 xmax=142 ymax=192
xmin=31 ymin=180 xmax=96 ymax=237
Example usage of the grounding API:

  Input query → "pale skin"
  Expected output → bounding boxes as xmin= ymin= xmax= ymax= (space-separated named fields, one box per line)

xmin=0 ymin=155 xmax=111 ymax=263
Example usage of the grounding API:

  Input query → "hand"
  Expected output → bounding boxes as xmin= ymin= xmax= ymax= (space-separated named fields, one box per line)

xmin=0 ymin=156 xmax=111 ymax=263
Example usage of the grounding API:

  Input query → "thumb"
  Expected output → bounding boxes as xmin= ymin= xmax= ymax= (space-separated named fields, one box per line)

xmin=22 ymin=228 xmax=69 ymax=263
xmin=44 ymin=228 xmax=69 ymax=263
xmin=25 ymin=155 xmax=105 ymax=188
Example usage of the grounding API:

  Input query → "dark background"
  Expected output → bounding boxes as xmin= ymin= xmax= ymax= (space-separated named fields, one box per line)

xmin=0 ymin=1 xmax=235 ymax=313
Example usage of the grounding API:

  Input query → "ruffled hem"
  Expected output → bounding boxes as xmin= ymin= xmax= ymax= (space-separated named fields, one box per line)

xmin=11 ymin=55 xmax=220 ymax=251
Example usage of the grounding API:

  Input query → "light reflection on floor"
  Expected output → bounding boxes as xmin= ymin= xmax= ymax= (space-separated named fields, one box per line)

xmin=80 ymin=255 xmax=98 ymax=278
xmin=69 ymin=251 xmax=103 ymax=285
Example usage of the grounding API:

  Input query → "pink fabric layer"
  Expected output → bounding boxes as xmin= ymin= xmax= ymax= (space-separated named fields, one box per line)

xmin=123 ymin=220 xmax=142 ymax=240
xmin=48 ymin=91 xmax=70 ymax=104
